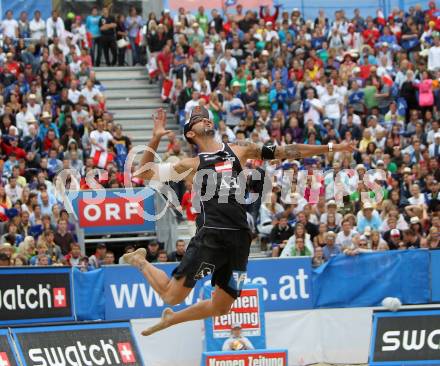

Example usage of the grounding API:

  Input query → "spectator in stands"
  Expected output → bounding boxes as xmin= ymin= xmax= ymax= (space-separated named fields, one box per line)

xmin=97 ymin=6 xmax=117 ymax=67
xmin=104 ymin=250 xmax=115 ymax=265
xmin=0 ymin=253 xmax=11 ymax=267
xmin=168 ymin=239 xmax=186 ymax=262
xmin=157 ymin=250 xmax=168 ymax=263
xmin=146 ymin=241 xmax=160 ymax=263
xmin=65 ymin=242 xmax=82 ymax=266
xmin=269 ymin=216 xmax=294 ymax=257
xmin=322 ymin=232 xmax=341 ymax=261
xmin=119 ymin=245 xmax=135 ymax=264
xmin=54 ymin=219 xmax=75 ymax=255
xmin=89 ymin=243 xmax=107 ymax=268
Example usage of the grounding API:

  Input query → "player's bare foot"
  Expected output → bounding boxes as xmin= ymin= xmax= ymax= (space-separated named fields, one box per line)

xmin=141 ymin=308 xmax=174 ymax=336
xmin=123 ymin=248 xmax=147 ymax=270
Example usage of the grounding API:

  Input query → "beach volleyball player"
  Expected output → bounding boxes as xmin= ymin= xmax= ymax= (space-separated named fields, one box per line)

xmin=124 ymin=107 xmax=354 ymax=336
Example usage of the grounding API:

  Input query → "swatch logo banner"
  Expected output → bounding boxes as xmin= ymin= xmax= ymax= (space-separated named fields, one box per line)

xmin=0 ymin=269 xmax=72 ymax=324
xmin=13 ymin=323 xmax=143 ymax=366
xmin=371 ymin=309 xmax=440 ymax=364
xmin=202 ymin=350 xmax=287 ymax=366
xmin=213 ymin=288 xmax=261 ymax=338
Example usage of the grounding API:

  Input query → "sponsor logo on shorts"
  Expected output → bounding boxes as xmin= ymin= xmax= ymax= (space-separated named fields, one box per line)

xmin=213 ymin=288 xmax=261 ymax=338
xmin=228 ymin=271 xmax=247 ymax=292
xmin=194 ymin=262 xmax=215 ymax=280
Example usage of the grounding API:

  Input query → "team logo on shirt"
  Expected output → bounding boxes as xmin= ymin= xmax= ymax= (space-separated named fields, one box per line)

xmin=215 ymin=161 xmax=233 ymax=172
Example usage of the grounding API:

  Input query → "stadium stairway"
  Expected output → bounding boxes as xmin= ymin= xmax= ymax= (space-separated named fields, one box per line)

xmin=95 ymin=66 xmax=179 ymax=154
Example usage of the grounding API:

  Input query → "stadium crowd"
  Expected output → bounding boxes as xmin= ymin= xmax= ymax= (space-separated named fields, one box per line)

xmin=0 ymin=2 xmax=439 ymax=269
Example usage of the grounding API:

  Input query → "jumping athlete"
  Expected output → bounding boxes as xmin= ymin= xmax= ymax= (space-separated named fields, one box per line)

xmin=124 ymin=106 xmax=354 ymax=336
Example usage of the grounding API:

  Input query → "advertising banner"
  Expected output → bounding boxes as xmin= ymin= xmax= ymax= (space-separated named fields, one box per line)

xmin=12 ymin=322 xmax=144 ymax=366
xmin=370 ymin=309 xmax=440 ymax=365
xmin=313 ymin=250 xmax=430 ymax=308
xmin=0 ymin=267 xmax=74 ymax=325
xmin=201 ymin=349 xmax=287 ymax=366
xmin=68 ymin=188 xmax=155 ymax=235
xmin=0 ymin=330 xmax=19 ymax=366
xmin=104 ymin=257 xmax=312 ymax=320
xmin=203 ymin=285 xmax=266 ymax=352
xmin=430 ymin=250 xmax=440 ymax=302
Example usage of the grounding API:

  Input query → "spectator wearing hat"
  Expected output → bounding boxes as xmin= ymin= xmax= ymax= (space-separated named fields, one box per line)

xmin=222 ymin=323 xmax=255 ymax=351
xmin=385 ymin=228 xmax=402 ymax=249
xmin=146 ymin=241 xmax=160 ymax=263
xmin=89 ymin=243 xmax=107 ymax=268
xmin=357 ymin=202 xmax=383 ymax=233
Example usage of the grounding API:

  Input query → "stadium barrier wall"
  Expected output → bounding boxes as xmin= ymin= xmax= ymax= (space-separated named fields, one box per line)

xmin=0 ymin=250 xmax=435 ymax=326
xmin=0 ymin=322 xmax=145 ymax=366
xmin=131 ymin=305 xmax=440 ymax=366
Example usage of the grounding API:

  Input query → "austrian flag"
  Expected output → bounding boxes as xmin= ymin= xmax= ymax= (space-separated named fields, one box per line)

xmin=92 ymin=150 xmax=114 ymax=169
xmin=215 ymin=161 xmax=233 ymax=172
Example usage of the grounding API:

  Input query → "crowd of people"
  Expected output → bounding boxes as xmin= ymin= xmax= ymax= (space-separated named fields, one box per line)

xmin=0 ymin=2 xmax=439 ymax=269
xmin=149 ymin=2 xmax=440 ymax=265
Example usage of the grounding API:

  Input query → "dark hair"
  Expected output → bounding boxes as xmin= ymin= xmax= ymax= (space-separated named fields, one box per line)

xmin=0 ymin=253 xmax=10 ymax=262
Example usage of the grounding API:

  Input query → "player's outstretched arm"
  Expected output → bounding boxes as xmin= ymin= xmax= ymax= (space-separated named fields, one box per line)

xmin=234 ymin=141 xmax=355 ymax=161
xmin=133 ymin=108 xmax=196 ymax=182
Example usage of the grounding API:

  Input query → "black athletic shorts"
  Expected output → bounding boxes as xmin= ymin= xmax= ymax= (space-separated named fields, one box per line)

xmin=172 ymin=227 xmax=252 ymax=299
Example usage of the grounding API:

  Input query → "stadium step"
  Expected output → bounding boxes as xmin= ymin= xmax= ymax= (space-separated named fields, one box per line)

xmin=105 ymin=90 xmax=161 ymax=99
xmin=106 ymin=99 xmax=164 ymax=110
xmin=102 ymin=79 xmax=154 ymax=89
xmin=96 ymin=66 xmax=179 ymax=152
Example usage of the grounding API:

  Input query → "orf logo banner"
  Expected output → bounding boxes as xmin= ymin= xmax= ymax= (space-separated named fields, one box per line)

xmin=203 ymin=284 xmax=266 ymax=352
xmin=201 ymin=349 xmax=287 ymax=366
xmin=69 ymin=188 xmax=155 ymax=235
xmin=370 ymin=309 xmax=440 ymax=365
xmin=12 ymin=322 xmax=143 ymax=366
xmin=0 ymin=267 xmax=73 ymax=325
xmin=0 ymin=330 xmax=19 ymax=366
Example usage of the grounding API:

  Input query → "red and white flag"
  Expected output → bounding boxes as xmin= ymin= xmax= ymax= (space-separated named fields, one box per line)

xmin=92 ymin=150 xmax=114 ymax=169
xmin=382 ymin=74 xmax=394 ymax=86
xmin=215 ymin=161 xmax=233 ymax=172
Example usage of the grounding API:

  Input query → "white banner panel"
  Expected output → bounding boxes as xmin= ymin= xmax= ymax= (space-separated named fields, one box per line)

xmin=131 ymin=308 xmax=373 ymax=366
xmin=131 ymin=305 xmax=440 ymax=366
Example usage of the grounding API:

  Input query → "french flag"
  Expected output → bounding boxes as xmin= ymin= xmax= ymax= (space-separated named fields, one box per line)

xmin=93 ymin=150 xmax=114 ymax=169
xmin=215 ymin=161 xmax=233 ymax=172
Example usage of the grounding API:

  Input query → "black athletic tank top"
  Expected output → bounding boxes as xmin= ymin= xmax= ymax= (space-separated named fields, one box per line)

xmin=193 ymin=143 xmax=249 ymax=230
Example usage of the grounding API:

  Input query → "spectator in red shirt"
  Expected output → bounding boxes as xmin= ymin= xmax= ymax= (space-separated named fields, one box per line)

xmin=181 ymin=180 xmax=197 ymax=236
xmin=157 ymin=44 xmax=172 ymax=80
xmin=259 ymin=5 xmax=281 ymax=25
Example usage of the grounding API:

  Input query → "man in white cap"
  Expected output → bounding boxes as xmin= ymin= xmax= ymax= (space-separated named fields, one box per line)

xmin=357 ymin=202 xmax=382 ymax=233
xmin=222 ymin=323 xmax=255 ymax=351
xmin=26 ymin=94 xmax=41 ymax=117
xmin=320 ymin=200 xmax=343 ymax=226
xmin=429 ymin=132 xmax=440 ymax=158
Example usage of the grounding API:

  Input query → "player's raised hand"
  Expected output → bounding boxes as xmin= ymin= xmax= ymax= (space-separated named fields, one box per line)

xmin=152 ymin=108 xmax=172 ymax=139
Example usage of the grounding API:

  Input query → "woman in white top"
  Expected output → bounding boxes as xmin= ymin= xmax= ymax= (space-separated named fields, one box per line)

xmin=280 ymin=223 xmax=314 ymax=257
